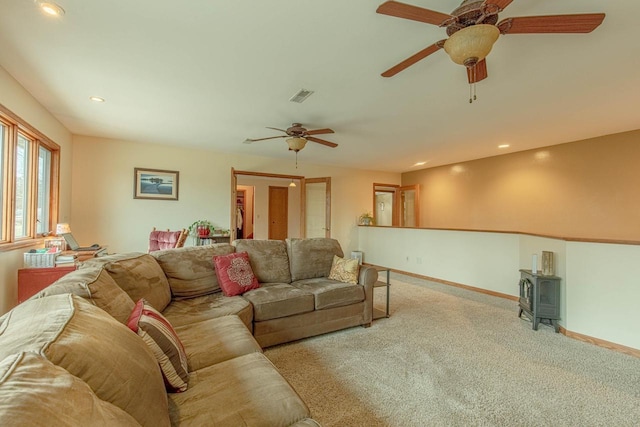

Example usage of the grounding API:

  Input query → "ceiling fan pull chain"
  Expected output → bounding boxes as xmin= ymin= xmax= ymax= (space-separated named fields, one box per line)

xmin=469 ymin=65 xmax=475 ymax=103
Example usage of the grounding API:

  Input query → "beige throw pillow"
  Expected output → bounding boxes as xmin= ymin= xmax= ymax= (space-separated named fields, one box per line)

xmin=328 ymin=255 xmax=360 ymax=284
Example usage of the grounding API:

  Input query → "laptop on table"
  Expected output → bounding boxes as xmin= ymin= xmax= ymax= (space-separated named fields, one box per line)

xmin=61 ymin=233 xmax=101 ymax=251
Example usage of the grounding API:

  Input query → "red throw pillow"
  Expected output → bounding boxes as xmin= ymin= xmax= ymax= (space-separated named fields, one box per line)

xmin=127 ymin=299 xmax=189 ymax=392
xmin=213 ymin=251 xmax=260 ymax=296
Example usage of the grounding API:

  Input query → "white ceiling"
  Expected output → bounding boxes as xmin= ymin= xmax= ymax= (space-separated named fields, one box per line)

xmin=1 ymin=1 xmax=638 ymax=172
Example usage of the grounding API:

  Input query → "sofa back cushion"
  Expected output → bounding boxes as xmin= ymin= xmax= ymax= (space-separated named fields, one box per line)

xmin=0 ymin=352 xmax=140 ymax=426
xmin=32 ymin=266 xmax=135 ymax=324
xmin=234 ymin=239 xmax=291 ymax=283
xmin=286 ymin=238 xmax=344 ymax=281
xmin=0 ymin=294 xmax=170 ymax=427
xmin=151 ymin=244 xmax=235 ymax=298
xmin=82 ymin=252 xmax=171 ymax=312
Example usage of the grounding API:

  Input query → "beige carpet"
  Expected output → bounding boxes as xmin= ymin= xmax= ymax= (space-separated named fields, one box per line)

xmin=264 ymin=273 xmax=640 ymax=427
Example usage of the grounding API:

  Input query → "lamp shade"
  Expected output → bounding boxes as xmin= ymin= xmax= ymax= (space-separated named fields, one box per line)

xmin=444 ymin=24 xmax=500 ymax=67
xmin=286 ymin=137 xmax=307 ymax=152
xmin=56 ymin=223 xmax=71 ymax=235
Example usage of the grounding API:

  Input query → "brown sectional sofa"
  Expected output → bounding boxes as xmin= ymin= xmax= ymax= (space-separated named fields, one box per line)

xmin=0 ymin=238 xmax=377 ymax=426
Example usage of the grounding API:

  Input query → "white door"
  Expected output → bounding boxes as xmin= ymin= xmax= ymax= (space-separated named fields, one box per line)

xmin=304 ymin=177 xmax=331 ymax=238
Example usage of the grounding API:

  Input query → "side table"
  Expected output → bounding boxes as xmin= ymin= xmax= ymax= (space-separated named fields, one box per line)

xmin=17 ymin=266 xmax=77 ymax=303
xmin=373 ymin=267 xmax=391 ymax=320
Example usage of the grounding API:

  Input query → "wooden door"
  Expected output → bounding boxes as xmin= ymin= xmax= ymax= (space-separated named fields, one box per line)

xmin=268 ymin=186 xmax=288 ymax=240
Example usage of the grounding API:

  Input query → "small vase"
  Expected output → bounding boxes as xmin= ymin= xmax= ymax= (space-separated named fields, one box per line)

xmin=197 ymin=226 xmax=210 ymax=237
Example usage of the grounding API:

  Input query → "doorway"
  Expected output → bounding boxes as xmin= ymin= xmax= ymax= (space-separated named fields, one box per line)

xmin=231 ymin=169 xmax=332 ymax=240
xmin=372 ymin=183 xmax=419 ymax=227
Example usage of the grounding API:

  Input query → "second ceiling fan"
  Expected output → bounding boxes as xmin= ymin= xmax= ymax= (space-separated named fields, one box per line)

xmin=244 ymin=123 xmax=338 ymax=152
xmin=377 ymin=0 xmax=605 ymax=101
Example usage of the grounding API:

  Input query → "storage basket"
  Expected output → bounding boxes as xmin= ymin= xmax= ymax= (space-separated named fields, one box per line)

xmin=23 ymin=251 xmax=58 ymax=268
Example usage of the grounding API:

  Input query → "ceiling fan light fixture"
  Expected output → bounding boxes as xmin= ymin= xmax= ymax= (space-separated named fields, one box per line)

xmin=286 ymin=137 xmax=307 ymax=152
xmin=443 ymin=24 xmax=499 ymax=66
xmin=36 ymin=1 xmax=65 ymax=17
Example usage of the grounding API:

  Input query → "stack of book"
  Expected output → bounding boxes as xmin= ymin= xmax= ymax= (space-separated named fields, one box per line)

xmin=55 ymin=254 xmax=77 ymax=267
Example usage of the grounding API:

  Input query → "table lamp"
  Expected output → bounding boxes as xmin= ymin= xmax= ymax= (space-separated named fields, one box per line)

xmin=56 ymin=223 xmax=71 ymax=235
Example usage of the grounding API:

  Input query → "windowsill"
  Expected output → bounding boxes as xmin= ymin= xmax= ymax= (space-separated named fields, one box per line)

xmin=0 ymin=238 xmax=45 ymax=253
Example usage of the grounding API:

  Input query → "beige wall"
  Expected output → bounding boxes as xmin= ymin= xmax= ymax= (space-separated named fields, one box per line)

xmin=71 ymin=135 xmax=400 ymax=255
xmin=402 ymin=130 xmax=640 ymax=241
xmin=0 ymin=66 xmax=73 ymax=315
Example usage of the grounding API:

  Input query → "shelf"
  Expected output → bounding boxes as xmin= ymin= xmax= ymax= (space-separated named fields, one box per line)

xmin=373 ymin=308 xmax=387 ymax=320
xmin=373 ymin=268 xmax=390 ymax=319
xmin=374 ymin=280 xmax=388 ymax=288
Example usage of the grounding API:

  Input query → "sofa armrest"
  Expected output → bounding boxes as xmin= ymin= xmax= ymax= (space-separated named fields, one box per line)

xmin=358 ymin=265 xmax=378 ymax=326
xmin=358 ymin=265 xmax=378 ymax=288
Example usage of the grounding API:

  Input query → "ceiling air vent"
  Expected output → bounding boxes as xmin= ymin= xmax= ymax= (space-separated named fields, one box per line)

xmin=289 ymin=89 xmax=314 ymax=103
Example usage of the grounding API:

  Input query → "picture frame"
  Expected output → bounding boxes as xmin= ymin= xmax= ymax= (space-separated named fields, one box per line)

xmin=133 ymin=168 xmax=179 ymax=201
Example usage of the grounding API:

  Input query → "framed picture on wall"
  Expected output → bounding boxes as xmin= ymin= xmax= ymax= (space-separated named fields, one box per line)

xmin=134 ymin=168 xmax=179 ymax=201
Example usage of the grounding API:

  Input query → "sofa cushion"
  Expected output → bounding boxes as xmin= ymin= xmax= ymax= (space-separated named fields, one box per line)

xmin=151 ymin=244 xmax=235 ymax=298
xmin=234 ymin=239 xmax=291 ymax=283
xmin=32 ymin=266 xmax=135 ymax=324
xmin=214 ymin=251 xmax=260 ymax=296
xmin=0 ymin=294 xmax=170 ymax=427
xmin=242 ymin=283 xmax=314 ymax=321
xmin=168 ymin=352 xmax=311 ymax=426
xmin=328 ymin=255 xmax=360 ymax=284
xmin=83 ymin=252 xmax=172 ymax=312
xmin=286 ymin=238 xmax=344 ymax=281
xmin=0 ymin=352 xmax=140 ymax=426
xmin=128 ymin=299 xmax=189 ymax=393
xmin=162 ymin=293 xmax=253 ymax=329
xmin=175 ymin=315 xmax=262 ymax=372
xmin=292 ymin=277 xmax=365 ymax=310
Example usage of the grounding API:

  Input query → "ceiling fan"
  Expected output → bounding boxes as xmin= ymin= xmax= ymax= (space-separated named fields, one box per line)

xmin=243 ymin=123 xmax=338 ymax=152
xmin=377 ymin=0 xmax=605 ymax=101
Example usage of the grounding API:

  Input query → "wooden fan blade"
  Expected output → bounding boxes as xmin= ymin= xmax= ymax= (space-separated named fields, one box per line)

xmin=376 ymin=1 xmax=453 ymax=26
xmin=305 ymin=128 xmax=334 ymax=136
xmin=483 ymin=0 xmax=513 ymax=12
xmin=498 ymin=13 xmax=605 ymax=34
xmin=245 ymin=135 xmax=287 ymax=143
xmin=381 ymin=40 xmax=444 ymax=77
xmin=265 ymin=127 xmax=287 ymax=133
xmin=306 ymin=136 xmax=338 ymax=148
xmin=467 ymin=59 xmax=488 ymax=84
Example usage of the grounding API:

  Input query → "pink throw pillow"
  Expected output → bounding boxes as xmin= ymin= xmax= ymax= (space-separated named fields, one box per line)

xmin=213 ymin=251 xmax=260 ymax=296
xmin=127 ymin=299 xmax=189 ymax=392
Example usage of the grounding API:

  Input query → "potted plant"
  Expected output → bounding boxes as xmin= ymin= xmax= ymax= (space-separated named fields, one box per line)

xmin=188 ymin=220 xmax=214 ymax=238
xmin=358 ymin=212 xmax=375 ymax=226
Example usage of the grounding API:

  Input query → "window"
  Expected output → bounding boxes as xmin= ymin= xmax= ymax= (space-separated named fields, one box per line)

xmin=0 ymin=104 xmax=60 ymax=248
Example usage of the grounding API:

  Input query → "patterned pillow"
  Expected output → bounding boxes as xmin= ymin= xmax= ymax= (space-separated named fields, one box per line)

xmin=127 ymin=299 xmax=189 ymax=392
xmin=213 ymin=251 xmax=260 ymax=296
xmin=328 ymin=255 xmax=360 ymax=284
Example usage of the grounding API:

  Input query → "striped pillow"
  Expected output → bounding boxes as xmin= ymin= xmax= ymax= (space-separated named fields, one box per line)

xmin=127 ymin=299 xmax=189 ymax=392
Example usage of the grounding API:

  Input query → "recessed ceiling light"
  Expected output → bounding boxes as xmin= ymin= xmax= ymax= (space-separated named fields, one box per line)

xmin=498 ymin=144 xmax=510 ymax=149
xmin=413 ymin=161 xmax=427 ymax=166
xmin=89 ymin=96 xmax=105 ymax=102
xmin=37 ymin=1 xmax=65 ymax=17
